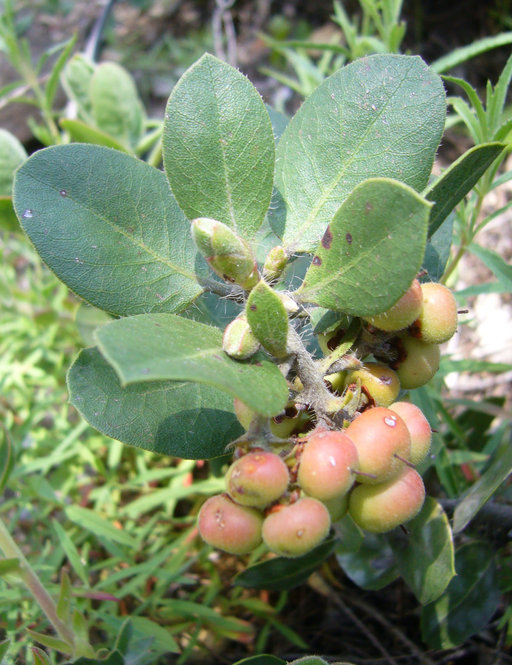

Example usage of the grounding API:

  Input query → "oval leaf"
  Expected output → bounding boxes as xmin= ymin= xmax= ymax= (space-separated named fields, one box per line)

xmin=13 ymin=144 xmax=202 ymax=316
xmin=163 ymin=53 xmax=275 ymax=238
xmin=275 ymin=54 xmax=445 ymax=252
xmin=90 ymin=62 xmax=145 ymax=149
xmin=420 ymin=542 xmax=501 ymax=649
xmin=387 ymin=497 xmax=455 ymax=604
xmin=246 ymin=280 xmax=289 ymax=357
xmin=235 ymin=537 xmax=338 ymax=591
xmin=95 ymin=313 xmax=289 ymax=417
xmin=298 ymin=178 xmax=431 ymax=315
xmin=68 ymin=347 xmax=243 ymax=459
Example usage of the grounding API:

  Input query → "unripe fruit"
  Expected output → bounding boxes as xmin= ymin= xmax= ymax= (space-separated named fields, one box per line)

xmin=223 ymin=314 xmax=260 ymax=359
xmin=364 ymin=279 xmax=422 ymax=331
xmin=348 ymin=467 xmax=425 ymax=533
xmin=262 ymin=497 xmax=331 ymax=557
xmin=233 ymin=398 xmax=311 ymax=438
xmin=411 ymin=282 xmax=458 ymax=344
xmin=345 ymin=407 xmax=411 ymax=483
xmin=198 ymin=494 xmax=263 ymax=554
xmin=226 ymin=451 xmax=289 ymax=508
xmin=389 ymin=401 xmax=431 ymax=465
xmin=343 ymin=362 xmax=401 ymax=407
xmin=297 ymin=430 xmax=358 ymax=501
xmin=391 ymin=335 xmax=441 ymax=389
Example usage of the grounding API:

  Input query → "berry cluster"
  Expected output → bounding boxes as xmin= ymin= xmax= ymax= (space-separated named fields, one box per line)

xmin=198 ymin=278 xmax=458 ymax=558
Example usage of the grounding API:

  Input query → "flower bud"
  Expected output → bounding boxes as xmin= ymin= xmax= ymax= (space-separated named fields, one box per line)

xmin=223 ymin=315 xmax=260 ymax=359
xmin=191 ymin=217 xmax=259 ymax=289
xmin=262 ymin=245 xmax=288 ymax=281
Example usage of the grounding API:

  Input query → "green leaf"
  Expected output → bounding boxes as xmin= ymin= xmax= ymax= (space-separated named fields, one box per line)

xmin=387 ymin=498 xmax=455 ymax=604
xmin=421 ymin=542 xmax=501 ymax=649
xmin=57 ymin=571 xmax=72 ymax=623
xmin=59 ymin=119 xmax=129 ymax=152
xmin=0 ymin=558 xmax=21 ymax=575
xmin=431 ymin=32 xmax=512 ymax=74
xmin=0 ymin=425 xmax=14 ymax=493
xmin=70 ymin=651 xmax=125 ymax=665
xmin=32 ymin=647 xmax=53 ymax=665
xmin=336 ymin=532 xmax=399 ymax=590
xmin=235 ymin=538 xmax=338 ymax=591
xmin=68 ymin=347 xmax=243 ymax=459
xmin=297 ymin=178 xmax=431 ymax=315
xmin=232 ymin=656 xmax=286 ymax=665
xmin=246 ymin=281 xmax=289 ymax=357
xmin=74 ymin=304 xmax=113 ymax=347
xmin=65 ymin=505 xmax=137 ymax=547
xmin=95 ymin=313 xmax=289 ymax=417
xmin=26 ymin=631 xmax=71 ymax=655
xmin=0 ymin=128 xmax=27 ymax=196
xmin=124 ymin=617 xmax=179 ymax=654
xmin=13 ymin=144 xmax=202 ymax=316
xmin=163 ymin=53 xmax=275 ymax=238
xmin=453 ymin=437 xmax=512 ymax=534
xmin=0 ymin=197 xmax=21 ymax=232
xmin=52 ymin=520 xmax=89 ymax=585
xmin=422 ymin=213 xmax=453 ymax=282
xmin=275 ymin=54 xmax=445 ymax=252
xmin=424 ymin=143 xmax=506 ymax=236
xmin=90 ymin=62 xmax=145 ymax=149
xmin=468 ymin=243 xmax=512 ymax=291
xmin=0 ymin=639 xmax=10 ymax=661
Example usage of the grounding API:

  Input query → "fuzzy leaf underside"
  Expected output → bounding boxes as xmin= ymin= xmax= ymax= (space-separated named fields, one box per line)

xmin=298 ymin=178 xmax=431 ymax=315
xmin=275 ymin=54 xmax=445 ymax=252
xmin=163 ymin=53 xmax=275 ymax=239
xmin=246 ymin=281 xmax=289 ymax=357
xmin=95 ymin=313 xmax=289 ymax=417
xmin=13 ymin=144 xmax=202 ymax=316
xmin=68 ymin=347 xmax=242 ymax=459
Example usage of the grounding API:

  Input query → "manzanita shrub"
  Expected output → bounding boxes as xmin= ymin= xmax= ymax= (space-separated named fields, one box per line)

xmin=12 ymin=53 xmax=507 ymax=617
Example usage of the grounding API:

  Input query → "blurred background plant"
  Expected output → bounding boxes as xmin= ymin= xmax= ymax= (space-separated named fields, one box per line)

xmin=0 ymin=0 xmax=511 ymax=663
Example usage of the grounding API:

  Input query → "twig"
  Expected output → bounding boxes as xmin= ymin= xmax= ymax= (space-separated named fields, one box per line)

xmin=212 ymin=0 xmax=238 ymax=67
xmin=344 ymin=590 xmax=437 ymax=665
xmin=308 ymin=573 xmax=400 ymax=665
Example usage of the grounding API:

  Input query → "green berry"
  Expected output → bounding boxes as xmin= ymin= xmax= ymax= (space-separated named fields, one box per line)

xmin=411 ymin=282 xmax=458 ymax=344
xmin=343 ymin=362 xmax=400 ymax=407
xmin=364 ymin=279 xmax=423 ymax=332
xmin=348 ymin=467 xmax=425 ymax=533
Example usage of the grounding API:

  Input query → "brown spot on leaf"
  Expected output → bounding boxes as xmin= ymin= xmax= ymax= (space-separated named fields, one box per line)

xmin=346 ymin=232 xmax=352 ymax=244
xmin=312 ymin=255 xmax=322 ymax=266
xmin=249 ymin=304 xmax=257 ymax=311
xmin=321 ymin=225 xmax=333 ymax=249
xmin=365 ymin=201 xmax=373 ymax=214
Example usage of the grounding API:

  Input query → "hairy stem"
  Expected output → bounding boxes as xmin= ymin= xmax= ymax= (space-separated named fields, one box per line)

xmin=0 ymin=518 xmax=75 ymax=647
